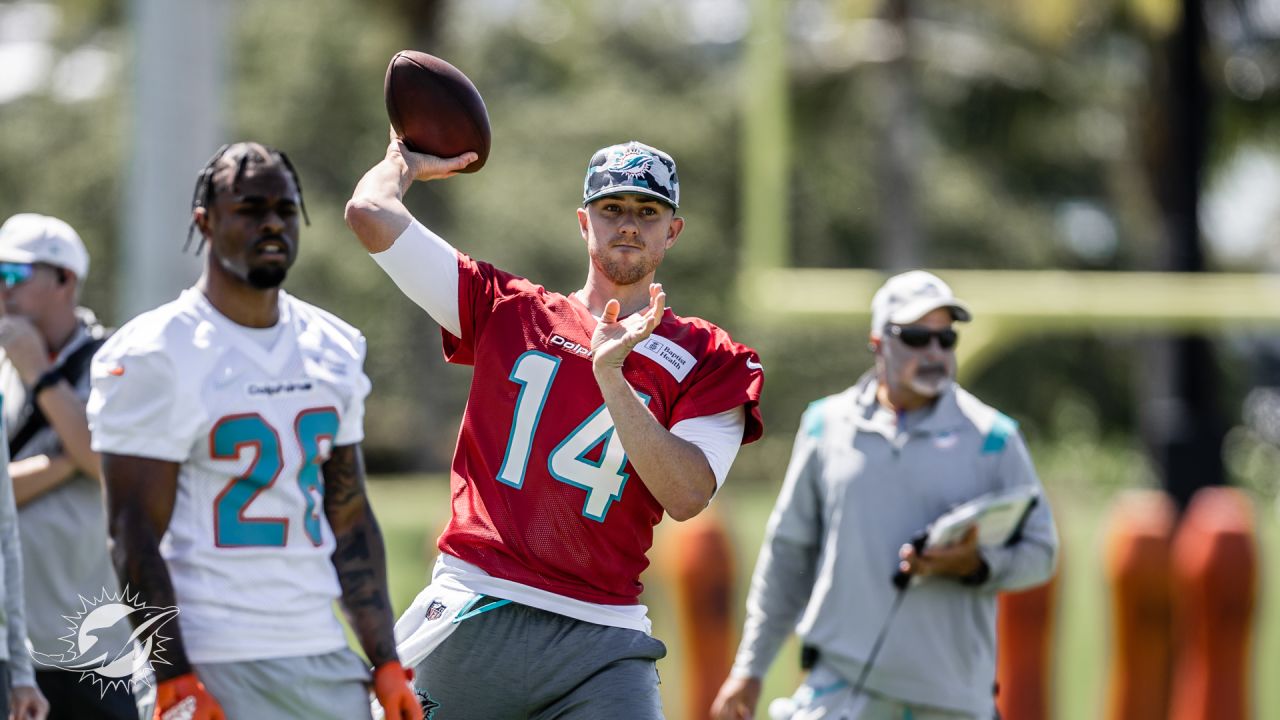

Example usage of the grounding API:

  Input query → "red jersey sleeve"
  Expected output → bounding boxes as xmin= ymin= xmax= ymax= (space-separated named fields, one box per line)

xmin=442 ymin=252 xmax=541 ymax=366
xmin=668 ymin=331 xmax=765 ymax=445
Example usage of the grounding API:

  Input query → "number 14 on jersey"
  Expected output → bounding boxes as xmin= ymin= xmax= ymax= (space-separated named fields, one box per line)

xmin=497 ymin=351 xmax=648 ymax=522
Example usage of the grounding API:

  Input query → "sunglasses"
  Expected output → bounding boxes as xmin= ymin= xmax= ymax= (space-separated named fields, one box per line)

xmin=888 ymin=324 xmax=959 ymax=350
xmin=0 ymin=262 xmax=35 ymax=290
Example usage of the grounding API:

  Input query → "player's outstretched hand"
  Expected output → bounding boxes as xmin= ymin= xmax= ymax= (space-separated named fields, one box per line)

xmin=373 ymin=661 xmax=423 ymax=720
xmin=154 ymin=673 xmax=225 ymax=720
xmin=10 ymin=683 xmax=49 ymax=720
xmin=711 ymin=675 xmax=761 ymax=720
xmin=387 ymin=126 xmax=476 ymax=183
xmin=591 ymin=283 xmax=667 ymax=374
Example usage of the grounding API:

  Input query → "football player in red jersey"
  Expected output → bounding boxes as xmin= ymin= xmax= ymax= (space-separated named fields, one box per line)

xmin=346 ymin=138 xmax=765 ymax=719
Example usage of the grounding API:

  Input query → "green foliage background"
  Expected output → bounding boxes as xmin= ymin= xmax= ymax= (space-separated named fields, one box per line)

xmin=6 ymin=0 xmax=1278 ymax=484
xmin=3 ymin=0 xmax=1280 ymax=716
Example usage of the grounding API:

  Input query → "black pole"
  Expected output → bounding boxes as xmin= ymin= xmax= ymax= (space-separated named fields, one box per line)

xmin=1142 ymin=0 xmax=1227 ymax=510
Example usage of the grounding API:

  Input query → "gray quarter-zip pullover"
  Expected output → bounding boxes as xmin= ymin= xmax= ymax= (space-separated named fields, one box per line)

xmin=731 ymin=373 xmax=1058 ymax=717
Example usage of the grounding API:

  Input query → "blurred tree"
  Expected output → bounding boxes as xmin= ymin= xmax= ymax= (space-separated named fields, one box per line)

xmin=0 ymin=0 xmax=126 ymax=319
xmin=872 ymin=0 xmax=923 ymax=270
xmin=2 ymin=0 xmax=1278 ymax=482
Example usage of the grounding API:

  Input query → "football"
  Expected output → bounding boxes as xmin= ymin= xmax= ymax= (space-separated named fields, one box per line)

xmin=384 ymin=50 xmax=490 ymax=173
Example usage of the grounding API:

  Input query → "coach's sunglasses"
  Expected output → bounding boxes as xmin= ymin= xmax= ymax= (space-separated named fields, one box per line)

xmin=0 ymin=262 xmax=35 ymax=290
xmin=888 ymin=324 xmax=959 ymax=350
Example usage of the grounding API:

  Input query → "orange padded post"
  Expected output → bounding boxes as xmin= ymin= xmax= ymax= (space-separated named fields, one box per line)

xmin=1103 ymin=490 xmax=1176 ymax=720
xmin=663 ymin=510 xmax=736 ymax=720
xmin=1169 ymin=487 xmax=1257 ymax=720
xmin=995 ymin=568 xmax=1058 ymax=720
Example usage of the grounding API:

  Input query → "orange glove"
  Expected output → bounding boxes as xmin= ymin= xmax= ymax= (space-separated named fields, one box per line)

xmin=373 ymin=661 xmax=423 ymax=720
xmin=154 ymin=673 xmax=225 ymax=720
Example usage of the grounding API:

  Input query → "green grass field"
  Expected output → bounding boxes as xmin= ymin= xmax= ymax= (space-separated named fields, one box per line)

xmin=366 ymin=475 xmax=1279 ymax=719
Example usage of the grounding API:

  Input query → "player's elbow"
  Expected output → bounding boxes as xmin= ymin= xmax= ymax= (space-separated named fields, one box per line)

xmin=343 ymin=198 xmax=388 ymax=252
xmin=664 ymin=485 xmax=714 ymax=522
xmin=346 ymin=196 xmax=413 ymax=255
xmin=666 ymin=501 xmax=707 ymax=522
xmin=664 ymin=463 xmax=717 ymax=521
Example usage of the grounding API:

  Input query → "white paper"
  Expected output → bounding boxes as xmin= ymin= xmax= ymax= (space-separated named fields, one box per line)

xmin=923 ymin=486 xmax=1039 ymax=550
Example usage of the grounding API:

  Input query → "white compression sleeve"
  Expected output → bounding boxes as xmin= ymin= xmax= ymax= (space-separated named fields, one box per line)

xmin=369 ymin=220 xmax=463 ymax=338
xmin=670 ymin=406 xmax=747 ymax=490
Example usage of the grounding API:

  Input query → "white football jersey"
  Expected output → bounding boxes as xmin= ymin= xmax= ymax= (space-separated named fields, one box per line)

xmin=88 ymin=288 xmax=371 ymax=663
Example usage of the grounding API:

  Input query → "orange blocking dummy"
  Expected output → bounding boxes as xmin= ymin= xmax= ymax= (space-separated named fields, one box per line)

xmin=1103 ymin=490 xmax=1177 ymax=720
xmin=996 ymin=568 xmax=1058 ymax=720
xmin=661 ymin=510 xmax=736 ymax=720
xmin=1169 ymin=487 xmax=1257 ymax=720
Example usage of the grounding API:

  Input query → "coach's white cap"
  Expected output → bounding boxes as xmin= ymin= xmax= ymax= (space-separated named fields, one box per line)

xmin=0 ymin=213 xmax=89 ymax=280
xmin=870 ymin=270 xmax=971 ymax=337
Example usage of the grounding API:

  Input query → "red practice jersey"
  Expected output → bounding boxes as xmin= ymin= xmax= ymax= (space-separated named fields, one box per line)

xmin=437 ymin=254 xmax=765 ymax=604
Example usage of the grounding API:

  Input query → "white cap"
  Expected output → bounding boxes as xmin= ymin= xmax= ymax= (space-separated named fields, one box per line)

xmin=0 ymin=213 xmax=89 ymax=281
xmin=870 ymin=270 xmax=971 ymax=337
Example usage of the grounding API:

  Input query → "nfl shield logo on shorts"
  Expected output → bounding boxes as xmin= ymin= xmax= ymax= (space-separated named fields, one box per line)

xmin=425 ymin=599 xmax=447 ymax=621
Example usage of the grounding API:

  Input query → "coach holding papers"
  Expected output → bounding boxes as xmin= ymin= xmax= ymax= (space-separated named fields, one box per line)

xmin=712 ymin=271 xmax=1058 ymax=720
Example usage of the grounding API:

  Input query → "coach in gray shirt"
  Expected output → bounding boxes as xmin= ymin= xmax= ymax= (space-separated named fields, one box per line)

xmin=0 ymin=215 xmax=133 ymax=720
xmin=713 ymin=271 xmax=1058 ymax=720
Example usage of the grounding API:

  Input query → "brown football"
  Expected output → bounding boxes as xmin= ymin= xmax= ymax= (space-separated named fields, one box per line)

xmin=384 ymin=50 xmax=490 ymax=173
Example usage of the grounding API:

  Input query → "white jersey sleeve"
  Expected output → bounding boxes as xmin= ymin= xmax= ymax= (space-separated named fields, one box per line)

xmin=333 ymin=332 xmax=372 ymax=447
xmin=670 ymin=406 xmax=746 ymax=489
xmin=370 ymin=220 xmax=462 ymax=337
xmin=89 ymin=333 xmax=201 ymax=462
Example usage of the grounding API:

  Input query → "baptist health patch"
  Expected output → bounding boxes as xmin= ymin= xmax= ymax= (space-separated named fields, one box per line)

xmin=635 ymin=335 xmax=696 ymax=382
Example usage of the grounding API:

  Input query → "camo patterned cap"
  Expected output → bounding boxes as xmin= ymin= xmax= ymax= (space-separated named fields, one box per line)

xmin=582 ymin=141 xmax=680 ymax=210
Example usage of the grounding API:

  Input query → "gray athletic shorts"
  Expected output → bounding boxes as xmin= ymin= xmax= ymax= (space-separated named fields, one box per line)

xmin=413 ymin=597 xmax=668 ymax=719
xmin=194 ymin=648 xmax=371 ymax=720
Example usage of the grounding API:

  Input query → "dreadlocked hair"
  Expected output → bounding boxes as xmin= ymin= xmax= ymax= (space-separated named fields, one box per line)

xmin=185 ymin=141 xmax=311 ymax=254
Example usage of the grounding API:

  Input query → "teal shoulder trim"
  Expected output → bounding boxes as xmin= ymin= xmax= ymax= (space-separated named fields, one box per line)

xmin=800 ymin=397 xmax=830 ymax=439
xmin=982 ymin=412 xmax=1018 ymax=454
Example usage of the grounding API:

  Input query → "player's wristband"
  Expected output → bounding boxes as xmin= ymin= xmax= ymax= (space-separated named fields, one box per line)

xmin=31 ymin=367 xmax=67 ymax=397
xmin=373 ymin=660 xmax=413 ymax=686
xmin=372 ymin=660 xmax=418 ymax=716
xmin=155 ymin=672 xmax=205 ymax=708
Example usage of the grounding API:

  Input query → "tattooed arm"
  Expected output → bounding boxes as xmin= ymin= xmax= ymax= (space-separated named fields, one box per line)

xmin=102 ymin=453 xmax=193 ymax=682
xmin=323 ymin=443 xmax=398 ymax=667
